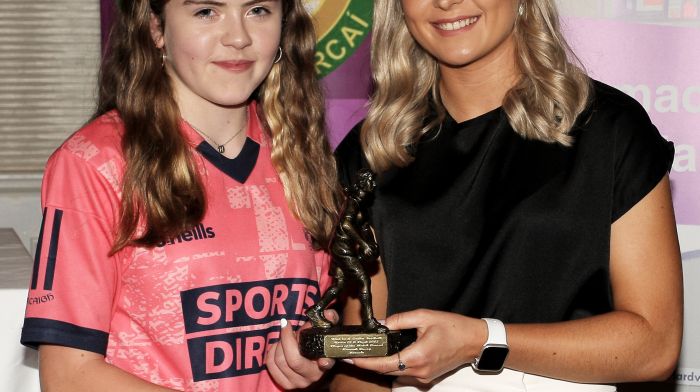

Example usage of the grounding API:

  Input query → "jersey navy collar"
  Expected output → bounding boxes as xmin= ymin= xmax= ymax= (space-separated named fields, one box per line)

xmin=196 ymin=137 xmax=260 ymax=183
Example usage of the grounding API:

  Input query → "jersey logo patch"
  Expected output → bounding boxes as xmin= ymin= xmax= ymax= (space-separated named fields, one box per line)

xmin=180 ymin=278 xmax=320 ymax=381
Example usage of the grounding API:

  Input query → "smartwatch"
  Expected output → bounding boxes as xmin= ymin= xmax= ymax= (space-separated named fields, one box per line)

xmin=472 ymin=318 xmax=509 ymax=372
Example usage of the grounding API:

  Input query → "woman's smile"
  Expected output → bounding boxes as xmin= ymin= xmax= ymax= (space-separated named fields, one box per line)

xmin=432 ymin=15 xmax=480 ymax=35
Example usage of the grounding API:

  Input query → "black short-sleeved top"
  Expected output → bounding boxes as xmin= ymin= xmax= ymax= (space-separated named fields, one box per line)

xmin=335 ymin=80 xmax=674 ymax=322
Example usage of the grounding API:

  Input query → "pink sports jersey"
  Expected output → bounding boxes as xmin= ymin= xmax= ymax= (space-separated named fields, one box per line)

xmin=22 ymin=102 xmax=332 ymax=391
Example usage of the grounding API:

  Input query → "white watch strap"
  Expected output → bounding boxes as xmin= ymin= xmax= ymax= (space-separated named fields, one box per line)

xmin=482 ymin=318 xmax=508 ymax=345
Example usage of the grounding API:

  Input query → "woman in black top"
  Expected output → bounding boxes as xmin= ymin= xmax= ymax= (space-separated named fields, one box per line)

xmin=332 ymin=0 xmax=682 ymax=391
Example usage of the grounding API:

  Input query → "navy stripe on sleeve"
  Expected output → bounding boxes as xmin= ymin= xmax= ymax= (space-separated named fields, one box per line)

xmin=21 ymin=318 xmax=109 ymax=355
xmin=43 ymin=209 xmax=63 ymax=290
xmin=30 ymin=208 xmax=48 ymax=290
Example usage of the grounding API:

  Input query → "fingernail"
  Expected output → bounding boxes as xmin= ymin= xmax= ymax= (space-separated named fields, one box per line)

xmin=319 ymin=359 xmax=331 ymax=368
xmin=378 ymin=319 xmax=386 ymax=324
xmin=299 ymin=320 xmax=306 ymax=326
xmin=280 ymin=318 xmax=288 ymax=328
xmin=341 ymin=358 xmax=354 ymax=364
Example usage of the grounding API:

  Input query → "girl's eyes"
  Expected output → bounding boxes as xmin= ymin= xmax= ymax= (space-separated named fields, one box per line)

xmin=192 ymin=4 xmax=273 ymax=20
xmin=246 ymin=6 xmax=270 ymax=17
xmin=194 ymin=8 xmax=216 ymax=20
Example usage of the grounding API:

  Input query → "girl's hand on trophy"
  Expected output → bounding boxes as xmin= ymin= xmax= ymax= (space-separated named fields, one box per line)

xmin=349 ymin=309 xmax=487 ymax=383
xmin=266 ymin=310 xmax=339 ymax=389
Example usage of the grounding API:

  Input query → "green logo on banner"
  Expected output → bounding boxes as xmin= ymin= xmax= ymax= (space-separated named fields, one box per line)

xmin=304 ymin=0 xmax=373 ymax=77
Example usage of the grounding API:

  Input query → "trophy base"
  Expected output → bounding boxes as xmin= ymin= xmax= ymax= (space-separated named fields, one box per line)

xmin=299 ymin=325 xmax=416 ymax=359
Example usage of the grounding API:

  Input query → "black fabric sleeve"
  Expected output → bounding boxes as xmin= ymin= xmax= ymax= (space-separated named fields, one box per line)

xmin=611 ymin=97 xmax=675 ymax=222
xmin=333 ymin=122 xmax=366 ymax=189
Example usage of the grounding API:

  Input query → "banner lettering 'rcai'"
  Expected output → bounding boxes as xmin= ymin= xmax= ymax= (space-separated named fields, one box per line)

xmin=304 ymin=0 xmax=373 ymax=147
xmin=304 ymin=0 xmax=371 ymax=78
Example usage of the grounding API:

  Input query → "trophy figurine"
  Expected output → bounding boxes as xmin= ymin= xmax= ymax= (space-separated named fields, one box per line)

xmin=300 ymin=169 xmax=415 ymax=359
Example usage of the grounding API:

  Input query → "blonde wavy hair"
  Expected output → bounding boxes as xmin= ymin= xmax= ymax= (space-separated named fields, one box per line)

xmin=363 ymin=0 xmax=591 ymax=173
xmin=100 ymin=0 xmax=340 ymax=252
xmin=258 ymin=0 xmax=342 ymax=249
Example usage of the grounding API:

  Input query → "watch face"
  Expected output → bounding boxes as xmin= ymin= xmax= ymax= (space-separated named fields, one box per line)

xmin=477 ymin=345 xmax=509 ymax=371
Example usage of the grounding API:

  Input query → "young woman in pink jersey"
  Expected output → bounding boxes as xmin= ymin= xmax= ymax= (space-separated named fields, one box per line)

xmin=22 ymin=0 xmax=340 ymax=390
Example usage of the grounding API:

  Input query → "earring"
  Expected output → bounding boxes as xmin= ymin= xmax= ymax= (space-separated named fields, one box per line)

xmin=518 ymin=2 xmax=525 ymax=17
xmin=161 ymin=50 xmax=167 ymax=68
xmin=273 ymin=46 xmax=283 ymax=64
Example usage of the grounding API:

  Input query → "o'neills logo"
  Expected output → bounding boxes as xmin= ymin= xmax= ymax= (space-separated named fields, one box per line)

xmin=304 ymin=0 xmax=372 ymax=77
xmin=156 ymin=223 xmax=215 ymax=247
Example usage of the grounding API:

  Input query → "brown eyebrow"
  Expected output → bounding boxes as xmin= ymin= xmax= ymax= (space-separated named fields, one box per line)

xmin=242 ymin=0 xmax=280 ymax=6
xmin=183 ymin=1 xmax=226 ymax=6
xmin=182 ymin=0 xmax=279 ymax=6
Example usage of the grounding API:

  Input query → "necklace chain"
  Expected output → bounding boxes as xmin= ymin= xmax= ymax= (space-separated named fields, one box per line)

xmin=188 ymin=113 xmax=248 ymax=154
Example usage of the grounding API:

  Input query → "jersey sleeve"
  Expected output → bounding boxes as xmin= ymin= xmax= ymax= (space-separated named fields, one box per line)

xmin=611 ymin=98 xmax=675 ymax=222
xmin=21 ymin=145 xmax=121 ymax=355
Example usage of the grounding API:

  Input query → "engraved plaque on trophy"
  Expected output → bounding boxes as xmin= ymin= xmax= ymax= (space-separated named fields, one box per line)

xmin=300 ymin=169 xmax=416 ymax=359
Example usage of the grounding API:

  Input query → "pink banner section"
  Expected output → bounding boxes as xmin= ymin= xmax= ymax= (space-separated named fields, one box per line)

xmin=563 ymin=17 xmax=700 ymax=225
xmin=323 ymin=38 xmax=372 ymax=148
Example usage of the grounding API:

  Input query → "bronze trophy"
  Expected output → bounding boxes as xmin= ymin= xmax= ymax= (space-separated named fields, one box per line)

xmin=300 ymin=169 xmax=415 ymax=359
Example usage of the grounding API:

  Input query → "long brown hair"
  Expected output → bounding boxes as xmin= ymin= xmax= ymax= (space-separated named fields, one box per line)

xmin=258 ymin=0 xmax=342 ymax=250
xmin=98 ymin=0 xmax=340 ymax=253
xmin=363 ymin=0 xmax=591 ymax=173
